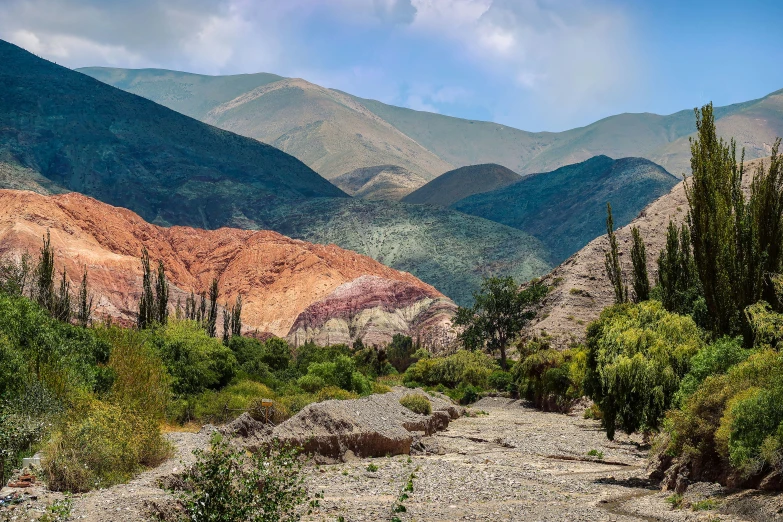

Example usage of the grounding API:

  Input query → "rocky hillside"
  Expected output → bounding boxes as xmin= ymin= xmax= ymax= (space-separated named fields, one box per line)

xmin=331 ymin=165 xmax=427 ymax=201
xmin=83 ymin=66 xmax=783 ymax=183
xmin=527 ymin=157 xmax=768 ymax=347
xmin=0 ymin=189 xmax=456 ymax=346
xmin=453 ymin=156 xmax=678 ymax=263
xmin=402 ymin=163 xmax=520 ymax=207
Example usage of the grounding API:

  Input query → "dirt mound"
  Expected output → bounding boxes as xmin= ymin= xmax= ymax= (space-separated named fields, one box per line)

xmin=0 ymin=189 xmax=455 ymax=346
xmin=271 ymin=389 xmax=462 ymax=461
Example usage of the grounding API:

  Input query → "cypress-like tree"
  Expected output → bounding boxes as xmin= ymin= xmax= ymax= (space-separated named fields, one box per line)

xmin=630 ymin=226 xmax=650 ymax=302
xmin=222 ymin=306 xmax=231 ymax=345
xmin=53 ymin=270 xmax=71 ymax=323
xmin=604 ymin=203 xmax=627 ymax=304
xmin=231 ymin=295 xmax=242 ymax=338
xmin=686 ymin=103 xmax=783 ymax=337
xmin=155 ymin=260 xmax=169 ymax=325
xmin=198 ymin=291 xmax=207 ymax=324
xmin=77 ymin=266 xmax=93 ymax=327
xmin=35 ymin=230 xmax=55 ymax=311
xmin=206 ymin=278 xmax=219 ymax=337
xmin=137 ymin=247 xmax=155 ymax=329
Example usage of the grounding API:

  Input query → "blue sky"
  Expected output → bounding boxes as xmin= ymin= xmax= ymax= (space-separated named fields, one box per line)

xmin=1 ymin=0 xmax=782 ymax=131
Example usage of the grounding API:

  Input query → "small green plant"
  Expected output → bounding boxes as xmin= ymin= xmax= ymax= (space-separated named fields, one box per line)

xmin=399 ymin=394 xmax=432 ymax=415
xmin=692 ymin=499 xmax=718 ymax=511
xmin=569 ymin=288 xmax=586 ymax=296
xmin=366 ymin=463 xmax=378 ymax=472
xmin=180 ymin=433 xmax=313 ymax=522
xmin=666 ymin=493 xmax=684 ymax=509
xmin=587 ymin=449 xmax=604 ymax=459
xmin=40 ymin=497 xmax=72 ymax=522
xmin=342 ymin=470 xmax=349 ymax=476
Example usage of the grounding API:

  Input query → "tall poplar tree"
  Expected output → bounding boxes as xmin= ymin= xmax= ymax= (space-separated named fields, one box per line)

xmin=604 ymin=203 xmax=627 ymax=304
xmin=630 ymin=226 xmax=650 ymax=302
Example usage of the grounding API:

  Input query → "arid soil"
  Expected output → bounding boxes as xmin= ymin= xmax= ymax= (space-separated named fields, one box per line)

xmin=3 ymin=398 xmax=781 ymax=521
xmin=0 ymin=189 xmax=455 ymax=345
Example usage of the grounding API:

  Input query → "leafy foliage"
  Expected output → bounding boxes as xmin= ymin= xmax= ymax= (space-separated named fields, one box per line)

xmin=654 ymin=221 xmax=705 ymax=322
xmin=403 ymin=350 xmax=497 ymax=390
xmin=512 ymin=340 xmax=587 ymax=412
xmin=453 ymin=276 xmax=547 ymax=369
xmin=585 ymin=301 xmax=703 ymax=439
xmin=630 ymin=226 xmax=650 ymax=302
xmin=686 ymin=104 xmax=783 ymax=338
xmin=180 ymin=434 xmax=313 ymax=522
xmin=604 ymin=203 xmax=628 ymax=304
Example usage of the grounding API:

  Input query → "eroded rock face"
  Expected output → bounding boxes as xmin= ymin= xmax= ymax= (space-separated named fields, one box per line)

xmin=287 ymin=275 xmax=457 ymax=348
xmin=0 ymin=189 xmax=455 ymax=345
xmin=270 ymin=389 xmax=463 ymax=460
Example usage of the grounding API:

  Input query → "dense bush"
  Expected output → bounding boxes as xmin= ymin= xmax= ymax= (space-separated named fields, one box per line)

xmin=180 ymin=434 xmax=313 ymax=522
xmin=513 ymin=340 xmax=587 ymax=412
xmin=43 ymin=397 xmax=170 ymax=492
xmin=403 ymin=350 xmax=496 ymax=389
xmin=194 ymin=381 xmax=276 ymax=424
xmin=399 ymin=394 xmax=432 ymax=415
xmin=585 ymin=301 xmax=703 ymax=439
xmin=674 ymin=336 xmax=751 ymax=405
xmin=153 ymin=321 xmax=237 ymax=396
xmin=665 ymin=349 xmax=783 ymax=478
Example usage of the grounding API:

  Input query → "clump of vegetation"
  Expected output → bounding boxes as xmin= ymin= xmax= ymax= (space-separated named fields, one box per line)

xmin=399 ymin=394 xmax=432 ymax=415
xmin=692 ymin=499 xmax=718 ymax=511
xmin=587 ymin=449 xmax=604 ymax=460
xmin=584 ymin=301 xmax=703 ymax=439
xmin=512 ymin=338 xmax=586 ymax=412
xmin=366 ymin=463 xmax=379 ymax=472
xmin=179 ymin=434 xmax=316 ymax=522
xmin=666 ymin=493 xmax=684 ymax=509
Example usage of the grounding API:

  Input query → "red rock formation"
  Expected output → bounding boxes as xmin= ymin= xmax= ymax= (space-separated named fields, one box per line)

xmin=0 ymin=189 xmax=455 ymax=345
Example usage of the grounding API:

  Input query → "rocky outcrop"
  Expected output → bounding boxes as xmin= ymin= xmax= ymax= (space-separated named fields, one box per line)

xmin=270 ymin=389 xmax=463 ymax=461
xmin=0 ymin=189 xmax=455 ymax=346
xmin=287 ymin=276 xmax=457 ymax=348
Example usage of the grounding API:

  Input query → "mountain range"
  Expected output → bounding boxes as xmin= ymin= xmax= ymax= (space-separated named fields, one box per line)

xmin=0 ymin=39 xmax=552 ymax=305
xmin=82 ymin=66 xmax=783 ymax=194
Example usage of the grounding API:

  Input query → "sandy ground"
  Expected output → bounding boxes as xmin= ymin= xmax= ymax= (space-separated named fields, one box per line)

xmin=3 ymin=398 xmax=781 ymax=521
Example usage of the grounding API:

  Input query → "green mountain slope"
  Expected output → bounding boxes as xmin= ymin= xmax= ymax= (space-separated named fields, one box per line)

xmin=0 ymin=40 xmax=346 ymax=230
xmin=2 ymin=41 xmax=553 ymax=304
xmin=452 ymin=156 xmax=678 ymax=263
xmin=332 ymin=165 xmax=427 ymax=201
xmin=78 ymin=68 xmax=453 ymax=182
xmin=267 ymin=198 xmax=552 ymax=305
xmin=403 ymin=163 xmax=520 ymax=207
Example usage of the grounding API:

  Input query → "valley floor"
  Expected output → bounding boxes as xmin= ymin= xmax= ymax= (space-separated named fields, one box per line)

xmin=5 ymin=399 xmax=782 ymax=521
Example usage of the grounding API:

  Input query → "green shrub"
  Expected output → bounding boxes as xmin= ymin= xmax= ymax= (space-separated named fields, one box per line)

xmin=227 ymin=336 xmax=275 ymax=381
xmin=457 ymin=384 xmax=480 ymax=405
xmin=585 ymin=301 xmax=703 ymax=439
xmin=153 ymin=321 xmax=237 ymax=396
xmin=666 ymin=493 xmax=683 ymax=509
xmin=512 ymin=341 xmax=586 ymax=412
xmin=487 ymin=370 xmax=512 ymax=392
xmin=692 ymin=499 xmax=717 ymax=511
xmin=403 ymin=350 xmax=496 ymax=389
xmin=587 ymin=449 xmax=604 ymax=459
xmin=297 ymin=374 xmax=326 ymax=393
xmin=180 ymin=434 xmax=312 ymax=522
xmin=193 ymin=380 xmax=276 ymax=424
xmin=675 ymin=336 xmax=751 ymax=405
xmin=277 ymin=393 xmax=315 ymax=417
xmin=666 ymin=349 xmax=783 ymax=478
xmin=43 ymin=398 xmax=169 ymax=492
xmin=366 ymin=463 xmax=379 ymax=472
xmin=315 ymin=386 xmax=359 ymax=402
xmin=399 ymin=394 xmax=432 ymax=415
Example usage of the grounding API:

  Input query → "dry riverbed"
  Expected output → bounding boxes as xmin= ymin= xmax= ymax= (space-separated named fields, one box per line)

xmin=3 ymin=398 xmax=781 ymax=521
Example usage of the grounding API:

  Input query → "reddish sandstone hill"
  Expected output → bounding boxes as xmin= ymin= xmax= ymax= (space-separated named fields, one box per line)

xmin=0 ymin=190 xmax=456 ymax=346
